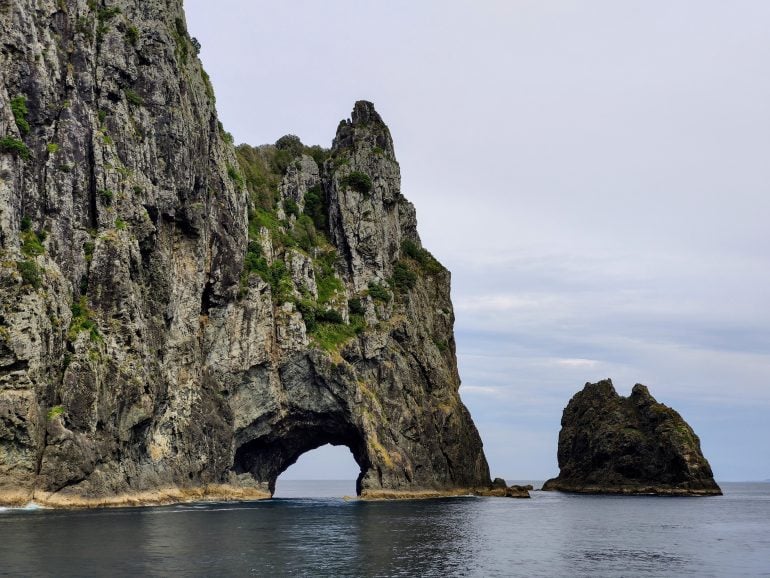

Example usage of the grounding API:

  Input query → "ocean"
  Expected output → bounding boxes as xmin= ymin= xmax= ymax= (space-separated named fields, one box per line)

xmin=1 ymin=481 xmax=768 ymax=577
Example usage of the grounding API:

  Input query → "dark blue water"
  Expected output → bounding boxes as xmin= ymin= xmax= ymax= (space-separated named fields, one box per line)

xmin=1 ymin=482 xmax=769 ymax=577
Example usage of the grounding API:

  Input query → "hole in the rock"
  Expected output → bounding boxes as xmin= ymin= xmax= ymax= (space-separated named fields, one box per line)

xmin=273 ymin=443 xmax=360 ymax=498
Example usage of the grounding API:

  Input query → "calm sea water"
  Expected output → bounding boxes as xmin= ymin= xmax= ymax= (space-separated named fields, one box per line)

xmin=1 ymin=481 xmax=768 ymax=577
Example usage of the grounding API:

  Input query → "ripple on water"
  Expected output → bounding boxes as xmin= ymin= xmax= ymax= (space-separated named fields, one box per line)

xmin=0 ymin=483 xmax=768 ymax=576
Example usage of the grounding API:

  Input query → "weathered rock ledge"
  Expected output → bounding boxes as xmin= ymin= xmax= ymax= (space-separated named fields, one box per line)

xmin=481 ymin=479 xmax=532 ymax=498
xmin=542 ymin=380 xmax=721 ymax=496
xmin=361 ymin=482 xmax=531 ymax=500
xmin=2 ymin=484 xmax=528 ymax=509
xmin=0 ymin=485 xmax=271 ymax=509
xmin=361 ymin=488 xmax=483 ymax=501
xmin=2 ymin=479 xmax=534 ymax=509
xmin=539 ymin=481 xmax=720 ymax=496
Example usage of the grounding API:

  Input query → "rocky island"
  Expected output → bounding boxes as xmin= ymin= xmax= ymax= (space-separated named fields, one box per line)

xmin=0 ymin=0 xmax=496 ymax=506
xmin=542 ymin=380 xmax=722 ymax=496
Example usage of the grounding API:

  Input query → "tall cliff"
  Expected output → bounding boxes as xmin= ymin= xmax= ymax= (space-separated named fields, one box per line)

xmin=0 ymin=0 xmax=490 ymax=506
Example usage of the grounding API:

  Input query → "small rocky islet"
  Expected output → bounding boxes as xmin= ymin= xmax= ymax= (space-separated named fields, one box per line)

xmin=542 ymin=379 xmax=721 ymax=496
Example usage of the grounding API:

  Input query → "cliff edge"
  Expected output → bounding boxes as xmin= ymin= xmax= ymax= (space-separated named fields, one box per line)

xmin=542 ymin=380 xmax=721 ymax=496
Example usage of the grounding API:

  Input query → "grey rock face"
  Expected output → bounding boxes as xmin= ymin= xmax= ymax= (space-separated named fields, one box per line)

xmin=328 ymin=101 xmax=415 ymax=293
xmin=279 ymin=154 xmax=320 ymax=215
xmin=542 ymin=380 xmax=721 ymax=496
xmin=0 ymin=2 xmax=490 ymax=505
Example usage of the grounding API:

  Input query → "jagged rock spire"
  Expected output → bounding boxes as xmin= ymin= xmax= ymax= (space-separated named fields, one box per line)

xmin=332 ymin=100 xmax=395 ymax=156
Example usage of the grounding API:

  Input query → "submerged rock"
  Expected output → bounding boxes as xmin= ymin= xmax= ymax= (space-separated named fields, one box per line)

xmin=505 ymin=485 xmax=532 ymax=498
xmin=0 ymin=1 xmax=491 ymax=506
xmin=481 ymin=478 xmax=531 ymax=498
xmin=542 ymin=380 xmax=721 ymax=496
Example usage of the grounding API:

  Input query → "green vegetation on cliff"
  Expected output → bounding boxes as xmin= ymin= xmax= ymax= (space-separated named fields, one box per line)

xmin=11 ymin=96 xmax=30 ymax=135
xmin=46 ymin=405 xmax=65 ymax=421
xmin=401 ymin=239 xmax=444 ymax=275
xmin=235 ymin=135 xmax=360 ymax=350
xmin=68 ymin=296 xmax=101 ymax=343
xmin=392 ymin=261 xmax=417 ymax=292
xmin=367 ymin=281 xmax=390 ymax=303
xmin=0 ymin=137 xmax=30 ymax=160
xmin=312 ymin=315 xmax=365 ymax=352
xmin=340 ymin=171 xmax=372 ymax=194
xmin=235 ymin=145 xmax=281 ymax=211
xmin=16 ymin=260 xmax=41 ymax=289
xmin=303 ymin=184 xmax=327 ymax=231
xmin=20 ymin=229 xmax=45 ymax=257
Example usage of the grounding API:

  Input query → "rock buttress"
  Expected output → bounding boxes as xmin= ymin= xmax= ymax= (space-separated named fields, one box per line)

xmin=542 ymin=380 xmax=721 ymax=496
xmin=0 ymin=0 xmax=490 ymax=505
xmin=215 ymin=102 xmax=492 ymax=498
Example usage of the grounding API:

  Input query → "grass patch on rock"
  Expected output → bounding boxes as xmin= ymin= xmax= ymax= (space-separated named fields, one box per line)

xmin=20 ymin=229 xmax=45 ymax=257
xmin=0 ymin=137 xmax=31 ymax=160
xmin=311 ymin=315 xmax=365 ymax=352
xmin=11 ymin=96 xmax=29 ymax=135
xmin=16 ymin=260 xmax=41 ymax=289
xmin=68 ymin=296 xmax=101 ymax=342
xmin=340 ymin=171 xmax=372 ymax=194
xmin=47 ymin=405 xmax=65 ymax=421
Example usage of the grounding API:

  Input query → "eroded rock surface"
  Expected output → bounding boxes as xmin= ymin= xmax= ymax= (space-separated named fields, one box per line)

xmin=542 ymin=380 xmax=721 ymax=496
xmin=0 ymin=1 xmax=490 ymax=506
xmin=485 ymin=478 xmax=531 ymax=498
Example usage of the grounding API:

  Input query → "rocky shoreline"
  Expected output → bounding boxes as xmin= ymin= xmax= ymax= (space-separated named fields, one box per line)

xmin=541 ymin=482 xmax=722 ymax=496
xmin=0 ymin=484 xmax=271 ymax=509
xmin=361 ymin=483 xmax=532 ymax=501
xmin=0 ymin=482 xmax=533 ymax=509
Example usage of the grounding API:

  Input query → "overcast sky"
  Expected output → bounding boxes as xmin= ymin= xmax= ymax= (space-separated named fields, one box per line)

xmin=185 ymin=0 xmax=770 ymax=482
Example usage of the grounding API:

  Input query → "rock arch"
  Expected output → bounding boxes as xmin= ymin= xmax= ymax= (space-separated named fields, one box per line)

xmin=223 ymin=348 xmax=491 ymax=500
xmin=233 ymin=413 xmax=371 ymax=496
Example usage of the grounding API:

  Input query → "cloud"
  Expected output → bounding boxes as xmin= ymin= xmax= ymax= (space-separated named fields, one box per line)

xmin=554 ymin=358 xmax=599 ymax=368
xmin=459 ymin=385 xmax=503 ymax=396
xmin=454 ymin=294 xmax=557 ymax=314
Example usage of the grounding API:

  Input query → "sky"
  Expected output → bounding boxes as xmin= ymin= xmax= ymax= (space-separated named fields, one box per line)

xmin=185 ymin=0 xmax=770 ymax=482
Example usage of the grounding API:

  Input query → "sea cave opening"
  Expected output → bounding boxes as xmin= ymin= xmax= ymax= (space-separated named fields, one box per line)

xmin=232 ymin=417 xmax=372 ymax=498
xmin=273 ymin=443 xmax=361 ymax=498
